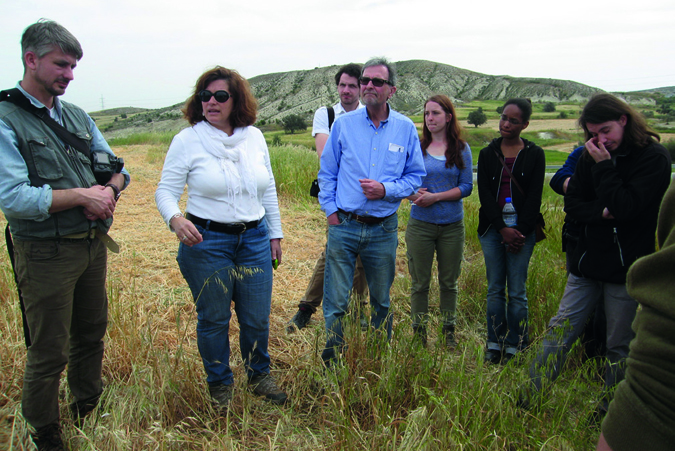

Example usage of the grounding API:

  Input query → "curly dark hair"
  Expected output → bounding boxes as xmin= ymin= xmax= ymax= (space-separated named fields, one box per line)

xmin=420 ymin=95 xmax=466 ymax=169
xmin=182 ymin=66 xmax=257 ymax=127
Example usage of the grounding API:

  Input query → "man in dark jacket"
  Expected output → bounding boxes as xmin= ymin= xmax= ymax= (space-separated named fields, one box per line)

xmin=522 ymin=94 xmax=671 ymax=418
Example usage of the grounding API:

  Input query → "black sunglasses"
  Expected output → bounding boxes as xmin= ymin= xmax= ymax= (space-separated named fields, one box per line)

xmin=199 ymin=90 xmax=230 ymax=103
xmin=359 ymin=77 xmax=392 ymax=87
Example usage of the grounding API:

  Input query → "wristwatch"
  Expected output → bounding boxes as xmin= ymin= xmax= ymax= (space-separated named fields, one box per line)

xmin=105 ymin=183 xmax=121 ymax=201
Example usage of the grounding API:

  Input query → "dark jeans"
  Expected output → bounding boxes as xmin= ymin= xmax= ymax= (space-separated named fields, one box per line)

xmin=14 ymin=238 xmax=108 ymax=429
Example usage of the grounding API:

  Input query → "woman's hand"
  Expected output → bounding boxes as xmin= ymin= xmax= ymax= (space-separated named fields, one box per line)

xmin=499 ymin=227 xmax=525 ymax=254
xmin=171 ymin=216 xmax=203 ymax=247
xmin=411 ymin=188 xmax=438 ymax=208
xmin=270 ymin=238 xmax=282 ymax=265
xmin=585 ymin=137 xmax=611 ymax=163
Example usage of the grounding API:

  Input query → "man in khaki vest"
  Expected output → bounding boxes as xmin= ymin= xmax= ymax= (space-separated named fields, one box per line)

xmin=0 ymin=19 xmax=130 ymax=450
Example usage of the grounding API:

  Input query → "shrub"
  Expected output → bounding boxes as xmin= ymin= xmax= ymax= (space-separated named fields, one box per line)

xmin=467 ymin=108 xmax=487 ymax=128
xmin=282 ymin=114 xmax=307 ymax=134
xmin=543 ymin=102 xmax=556 ymax=112
xmin=272 ymin=134 xmax=282 ymax=146
xmin=558 ymin=111 xmax=568 ymax=119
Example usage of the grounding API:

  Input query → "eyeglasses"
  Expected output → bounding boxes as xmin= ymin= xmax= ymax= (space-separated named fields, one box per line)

xmin=499 ymin=114 xmax=524 ymax=125
xmin=359 ymin=77 xmax=392 ymax=87
xmin=199 ymin=90 xmax=230 ymax=103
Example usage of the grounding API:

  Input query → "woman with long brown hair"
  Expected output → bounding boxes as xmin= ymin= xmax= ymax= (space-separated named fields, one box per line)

xmin=406 ymin=95 xmax=473 ymax=347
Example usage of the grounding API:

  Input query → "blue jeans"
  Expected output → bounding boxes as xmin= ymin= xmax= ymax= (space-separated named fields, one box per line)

xmin=479 ymin=228 xmax=536 ymax=355
xmin=177 ymin=219 xmax=273 ymax=386
xmin=322 ymin=212 xmax=398 ymax=364
xmin=528 ymin=273 xmax=637 ymax=394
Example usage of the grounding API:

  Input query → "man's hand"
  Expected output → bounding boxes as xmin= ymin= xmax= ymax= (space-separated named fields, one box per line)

xmin=585 ymin=138 xmax=611 ymax=163
xmin=327 ymin=212 xmax=340 ymax=226
xmin=359 ymin=179 xmax=385 ymax=200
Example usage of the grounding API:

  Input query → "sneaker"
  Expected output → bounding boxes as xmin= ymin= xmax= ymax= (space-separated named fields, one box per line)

xmin=287 ymin=306 xmax=313 ymax=332
xmin=483 ymin=349 xmax=502 ymax=365
xmin=443 ymin=325 xmax=457 ymax=349
xmin=31 ymin=422 xmax=64 ymax=451
xmin=249 ymin=374 xmax=288 ymax=405
xmin=209 ymin=383 xmax=233 ymax=409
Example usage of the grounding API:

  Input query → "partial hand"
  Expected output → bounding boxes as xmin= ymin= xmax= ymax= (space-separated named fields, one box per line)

xmin=172 ymin=216 xmax=203 ymax=247
xmin=270 ymin=238 xmax=282 ymax=264
xmin=602 ymin=207 xmax=615 ymax=220
xmin=327 ymin=212 xmax=340 ymax=226
xmin=585 ymin=138 xmax=611 ymax=163
xmin=412 ymin=188 xmax=437 ymax=208
xmin=500 ymin=227 xmax=525 ymax=253
xmin=81 ymin=185 xmax=117 ymax=220
xmin=359 ymin=179 xmax=385 ymax=200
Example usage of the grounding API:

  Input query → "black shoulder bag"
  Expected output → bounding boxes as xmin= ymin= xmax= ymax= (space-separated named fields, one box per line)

xmin=310 ymin=106 xmax=335 ymax=198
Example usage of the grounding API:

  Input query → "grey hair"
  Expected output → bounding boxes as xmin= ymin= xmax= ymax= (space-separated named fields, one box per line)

xmin=21 ymin=19 xmax=83 ymax=70
xmin=362 ymin=57 xmax=397 ymax=86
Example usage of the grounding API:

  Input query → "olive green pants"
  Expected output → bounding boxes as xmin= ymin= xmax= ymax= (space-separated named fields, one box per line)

xmin=14 ymin=237 xmax=108 ymax=429
xmin=405 ymin=217 xmax=465 ymax=328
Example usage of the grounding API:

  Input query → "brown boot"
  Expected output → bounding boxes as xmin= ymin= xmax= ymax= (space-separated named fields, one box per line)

xmin=443 ymin=325 xmax=457 ymax=349
xmin=413 ymin=325 xmax=427 ymax=348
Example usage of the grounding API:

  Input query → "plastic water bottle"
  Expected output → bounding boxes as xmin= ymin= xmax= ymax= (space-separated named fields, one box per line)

xmin=503 ymin=197 xmax=517 ymax=227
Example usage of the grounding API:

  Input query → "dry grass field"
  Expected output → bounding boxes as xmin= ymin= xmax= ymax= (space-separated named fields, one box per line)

xmin=0 ymin=139 xmax=614 ymax=450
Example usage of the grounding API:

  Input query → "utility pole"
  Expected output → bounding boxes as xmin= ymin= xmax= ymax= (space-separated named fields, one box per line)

xmin=100 ymin=95 xmax=105 ymax=110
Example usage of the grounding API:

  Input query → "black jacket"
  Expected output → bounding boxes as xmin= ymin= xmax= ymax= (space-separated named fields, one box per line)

xmin=477 ymin=137 xmax=545 ymax=237
xmin=565 ymin=140 xmax=671 ymax=284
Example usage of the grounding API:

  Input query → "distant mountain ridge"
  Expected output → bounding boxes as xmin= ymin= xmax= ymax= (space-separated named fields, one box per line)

xmin=95 ymin=60 xmax=671 ymax=137
xmin=249 ymin=59 xmax=605 ymax=121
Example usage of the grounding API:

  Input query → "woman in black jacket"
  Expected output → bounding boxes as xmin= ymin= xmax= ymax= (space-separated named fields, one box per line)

xmin=477 ymin=98 xmax=545 ymax=365
xmin=522 ymin=93 xmax=671 ymax=419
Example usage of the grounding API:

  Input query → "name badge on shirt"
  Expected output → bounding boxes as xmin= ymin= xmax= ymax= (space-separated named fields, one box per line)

xmin=388 ymin=143 xmax=404 ymax=153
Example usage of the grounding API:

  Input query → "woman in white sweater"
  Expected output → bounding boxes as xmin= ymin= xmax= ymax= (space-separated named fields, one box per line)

xmin=155 ymin=66 xmax=286 ymax=407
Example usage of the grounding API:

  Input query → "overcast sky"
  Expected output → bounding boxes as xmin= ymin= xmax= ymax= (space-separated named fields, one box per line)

xmin=2 ymin=0 xmax=673 ymax=112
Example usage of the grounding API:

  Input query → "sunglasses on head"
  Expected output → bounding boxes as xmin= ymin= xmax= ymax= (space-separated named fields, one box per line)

xmin=359 ymin=77 xmax=391 ymax=87
xmin=199 ymin=90 xmax=230 ymax=103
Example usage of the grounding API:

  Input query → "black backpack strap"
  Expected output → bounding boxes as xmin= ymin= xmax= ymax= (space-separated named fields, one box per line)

xmin=4 ymin=225 xmax=31 ymax=347
xmin=0 ymin=88 xmax=91 ymax=158
xmin=327 ymin=106 xmax=335 ymax=131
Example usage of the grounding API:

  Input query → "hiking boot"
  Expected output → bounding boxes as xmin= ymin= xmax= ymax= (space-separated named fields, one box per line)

xmin=249 ymin=374 xmax=288 ymax=405
xmin=413 ymin=325 xmax=427 ymax=347
xmin=209 ymin=383 xmax=234 ymax=409
xmin=501 ymin=352 xmax=517 ymax=366
xmin=70 ymin=392 xmax=101 ymax=428
xmin=287 ymin=306 xmax=313 ymax=332
xmin=31 ymin=422 xmax=64 ymax=451
xmin=443 ymin=325 xmax=457 ymax=349
xmin=484 ymin=349 xmax=502 ymax=365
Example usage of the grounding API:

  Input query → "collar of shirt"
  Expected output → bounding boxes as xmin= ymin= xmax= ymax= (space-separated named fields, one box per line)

xmin=15 ymin=82 xmax=62 ymax=123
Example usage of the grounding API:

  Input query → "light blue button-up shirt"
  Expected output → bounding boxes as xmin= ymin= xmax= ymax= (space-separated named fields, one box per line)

xmin=318 ymin=105 xmax=425 ymax=218
xmin=0 ymin=83 xmax=130 ymax=221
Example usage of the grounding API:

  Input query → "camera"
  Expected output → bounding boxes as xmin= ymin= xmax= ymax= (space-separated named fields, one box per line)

xmin=91 ymin=151 xmax=124 ymax=185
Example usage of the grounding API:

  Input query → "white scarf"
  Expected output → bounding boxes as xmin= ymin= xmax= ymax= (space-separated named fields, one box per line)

xmin=193 ymin=121 xmax=258 ymax=208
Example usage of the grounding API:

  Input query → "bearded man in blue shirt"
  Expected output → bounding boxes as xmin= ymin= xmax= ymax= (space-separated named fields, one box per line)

xmin=318 ymin=57 xmax=425 ymax=365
